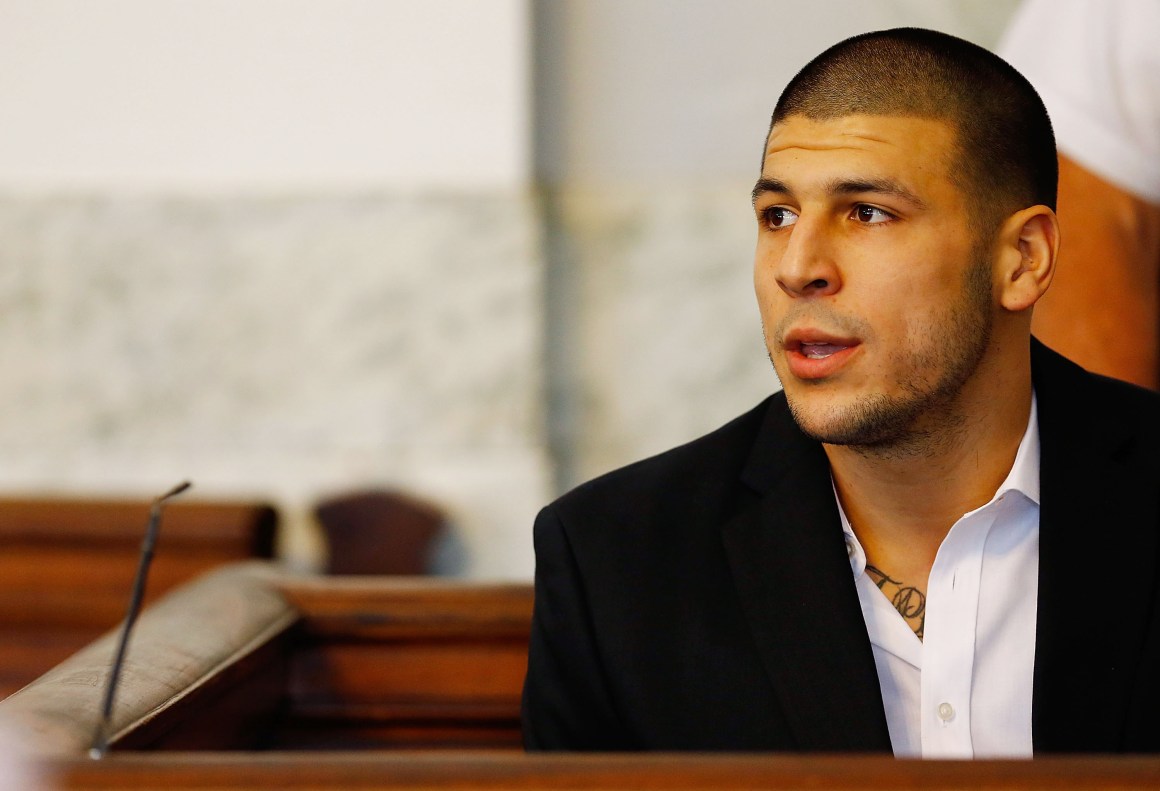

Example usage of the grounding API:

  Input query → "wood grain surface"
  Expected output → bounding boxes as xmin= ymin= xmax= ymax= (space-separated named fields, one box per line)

xmin=45 ymin=751 xmax=1160 ymax=790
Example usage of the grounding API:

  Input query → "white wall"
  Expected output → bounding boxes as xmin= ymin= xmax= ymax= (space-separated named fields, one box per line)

xmin=0 ymin=0 xmax=528 ymax=190
xmin=536 ymin=0 xmax=1017 ymax=185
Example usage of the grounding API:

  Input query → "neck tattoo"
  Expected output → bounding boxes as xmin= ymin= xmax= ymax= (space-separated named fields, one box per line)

xmin=865 ymin=564 xmax=926 ymax=641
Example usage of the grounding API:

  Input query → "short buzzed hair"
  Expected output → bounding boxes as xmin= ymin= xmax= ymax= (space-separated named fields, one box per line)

xmin=769 ymin=28 xmax=1056 ymax=234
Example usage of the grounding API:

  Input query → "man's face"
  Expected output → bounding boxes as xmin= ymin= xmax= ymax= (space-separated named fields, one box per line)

xmin=753 ymin=114 xmax=995 ymax=452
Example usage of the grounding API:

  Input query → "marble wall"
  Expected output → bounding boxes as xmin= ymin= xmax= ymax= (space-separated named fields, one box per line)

xmin=544 ymin=184 xmax=774 ymax=488
xmin=0 ymin=193 xmax=548 ymax=576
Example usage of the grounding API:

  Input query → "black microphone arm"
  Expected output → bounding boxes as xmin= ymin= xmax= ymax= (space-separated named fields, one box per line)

xmin=89 ymin=480 xmax=192 ymax=759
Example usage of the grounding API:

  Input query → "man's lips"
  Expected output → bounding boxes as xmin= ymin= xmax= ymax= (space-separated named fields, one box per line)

xmin=781 ymin=331 xmax=861 ymax=379
xmin=782 ymin=329 xmax=860 ymax=353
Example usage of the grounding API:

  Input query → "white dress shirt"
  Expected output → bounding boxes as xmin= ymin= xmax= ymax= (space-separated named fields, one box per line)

xmin=838 ymin=396 xmax=1040 ymax=758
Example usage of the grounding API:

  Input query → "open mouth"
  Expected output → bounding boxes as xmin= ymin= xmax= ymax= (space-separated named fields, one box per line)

xmin=799 ymin=342 xmax=849 ymax=359
xmin=781 ymin=331 xmax=861 ymax=380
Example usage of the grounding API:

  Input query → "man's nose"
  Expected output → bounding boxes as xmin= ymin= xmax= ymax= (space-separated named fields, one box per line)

xmin=772 ymin=219 xmax=841 ymax=298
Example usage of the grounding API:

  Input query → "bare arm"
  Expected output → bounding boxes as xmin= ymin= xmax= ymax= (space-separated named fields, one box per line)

xmin=1032 ymin=154 xmax=1160 ymax=390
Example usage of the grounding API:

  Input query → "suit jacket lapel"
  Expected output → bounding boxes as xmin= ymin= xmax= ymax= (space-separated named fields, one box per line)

xmin=722 ymin=397 xmax=892 ymax=752
xmin=1032 ymin=340 xmax=1159 ymax=752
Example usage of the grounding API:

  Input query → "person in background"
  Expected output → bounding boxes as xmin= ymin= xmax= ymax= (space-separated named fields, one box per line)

xmin=999 ymin=0 xmax=1160 ymax=390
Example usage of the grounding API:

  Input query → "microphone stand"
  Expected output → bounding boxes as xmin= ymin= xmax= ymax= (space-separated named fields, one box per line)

xmin=89 ymin=481 xmax=192 ymax=759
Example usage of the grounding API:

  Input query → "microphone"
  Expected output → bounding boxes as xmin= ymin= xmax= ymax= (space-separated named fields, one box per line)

xmin=89 ymin=481 xmax=192 ymax=759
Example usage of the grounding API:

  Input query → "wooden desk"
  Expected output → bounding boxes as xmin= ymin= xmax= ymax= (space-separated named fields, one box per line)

xmin=2 ymin=563 xmax=1157 ymax=790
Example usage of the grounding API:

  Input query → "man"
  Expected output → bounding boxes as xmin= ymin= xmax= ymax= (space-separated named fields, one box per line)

xmin=521 ymin=28 xmax=1160 ymax=757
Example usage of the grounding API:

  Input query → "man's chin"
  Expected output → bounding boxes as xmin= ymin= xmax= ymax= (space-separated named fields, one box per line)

xmin=785 ymin=392 xmax=905 ymax=448
xmin=786 ymin=390 xmax=974 ymax=460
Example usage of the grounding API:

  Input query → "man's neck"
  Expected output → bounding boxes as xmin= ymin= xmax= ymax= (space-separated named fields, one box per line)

xmin=826 ymin=375 xmax=1033 ymax=585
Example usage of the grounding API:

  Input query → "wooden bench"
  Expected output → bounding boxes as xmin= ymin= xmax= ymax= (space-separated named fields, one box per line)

xmin=0 ymin=497 xmax=277 ymax=698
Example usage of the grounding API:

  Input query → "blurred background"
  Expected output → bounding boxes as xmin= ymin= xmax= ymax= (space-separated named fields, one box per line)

xmin=0 ymin=1 xmax=1020 ymax=579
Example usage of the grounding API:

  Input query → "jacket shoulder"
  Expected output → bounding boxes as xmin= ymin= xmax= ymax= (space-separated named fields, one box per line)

xmin=1033 ymin=339 xmax=1160 ymax=451
xmin=550 ymin=394 xmax=786 ymax=521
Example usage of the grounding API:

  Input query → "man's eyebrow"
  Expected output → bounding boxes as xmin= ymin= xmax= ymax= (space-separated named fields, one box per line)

xmin=751 ymin=177 xmax=789 ymax=205
xmin=828 ymin=177 xmax=928 ymax=209
xmin=750 ymin=176 xmax=928 ymax=209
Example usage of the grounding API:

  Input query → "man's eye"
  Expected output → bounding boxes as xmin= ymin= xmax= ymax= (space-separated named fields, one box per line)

xmin=764 ymin=206 xmax=799 ymax=229
xmin=853 ymin=205 xmax=892 ymax=224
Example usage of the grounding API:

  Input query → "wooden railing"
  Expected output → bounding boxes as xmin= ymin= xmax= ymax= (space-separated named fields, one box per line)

xmin=275 ymin=574 xmax=532 ymax=749
xmin=46 ymin=752 xmax=1160 ymax=790
xmin=1 ymin=562 xmax=1156 ymax=790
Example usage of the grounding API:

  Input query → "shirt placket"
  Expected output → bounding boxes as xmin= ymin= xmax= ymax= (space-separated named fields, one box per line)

xmin=919 ymin=507 xmax=994 ymax=758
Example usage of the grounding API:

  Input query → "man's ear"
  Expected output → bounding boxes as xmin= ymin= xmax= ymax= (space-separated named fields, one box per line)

xmin=995 ymin=205 xmax=1059 ymax=313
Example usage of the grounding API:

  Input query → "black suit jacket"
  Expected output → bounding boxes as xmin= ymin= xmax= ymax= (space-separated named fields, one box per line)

xmin=522 ymin=341 xmax=1160 ymax=753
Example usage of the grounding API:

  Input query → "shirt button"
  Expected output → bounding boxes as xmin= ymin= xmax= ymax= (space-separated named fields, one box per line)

xmin=937 ymin=702 xmax=955 ymax=722
xmin=845 ymin=540 xmax=854 ymax=558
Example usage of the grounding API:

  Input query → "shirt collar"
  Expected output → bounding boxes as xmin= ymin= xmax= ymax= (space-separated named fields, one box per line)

xmin=838 ymin=391 xmax=1040 ymax=575
xmin=996 ymin=391 xmax=1040 ymax=506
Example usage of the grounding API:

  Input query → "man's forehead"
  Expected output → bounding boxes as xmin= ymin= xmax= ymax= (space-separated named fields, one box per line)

xmin=764 ymin=113 xmax=957 ymax=156
xmin=756 ymin=113 xmax=964 ymax=208
xmin=760 ymin=114 xmax=960 ymax=187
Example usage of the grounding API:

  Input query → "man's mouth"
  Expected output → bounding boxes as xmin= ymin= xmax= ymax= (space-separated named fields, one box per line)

xmin=780 ymin=331 xmax=862 ymax=380
xmin=799 ymin=342 xmax=849 ymax=359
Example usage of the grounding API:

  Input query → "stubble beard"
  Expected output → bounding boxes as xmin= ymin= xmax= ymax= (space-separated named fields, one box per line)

xmin=780 ymin=258 xmax=994 ymax=460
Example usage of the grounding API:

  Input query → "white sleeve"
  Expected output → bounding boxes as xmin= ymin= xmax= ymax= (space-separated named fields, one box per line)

xmin=998 ymin=0 xmax=1160 ymax=204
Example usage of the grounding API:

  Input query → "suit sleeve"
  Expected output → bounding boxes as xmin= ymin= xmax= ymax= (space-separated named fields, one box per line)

xmin=521 ymin=504 xmax=629 ymax=750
